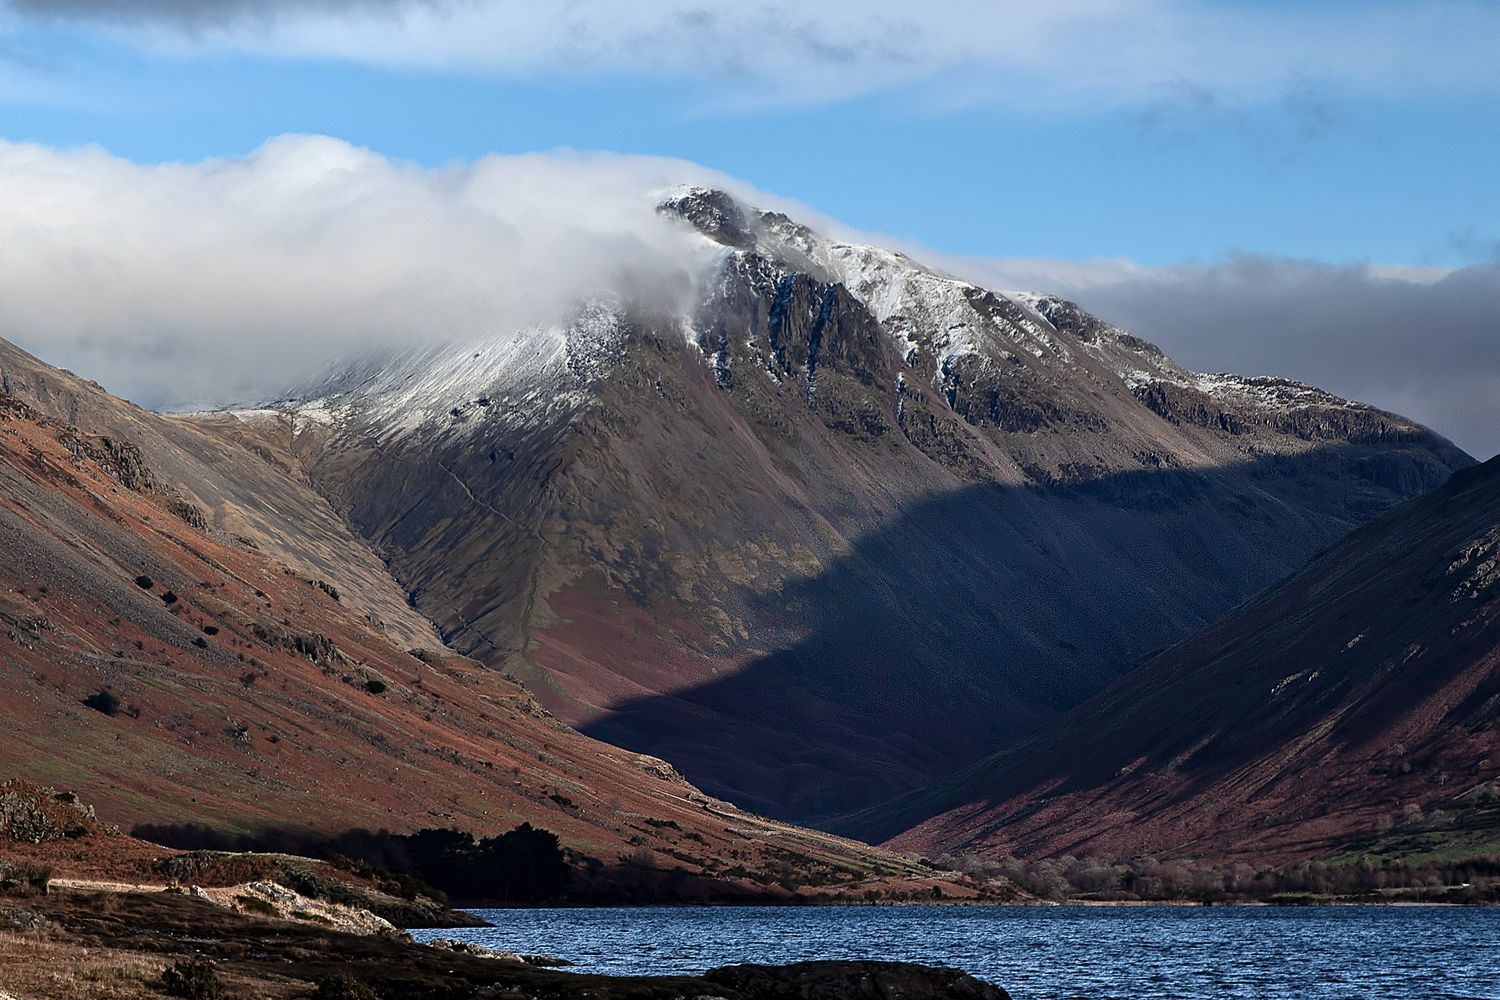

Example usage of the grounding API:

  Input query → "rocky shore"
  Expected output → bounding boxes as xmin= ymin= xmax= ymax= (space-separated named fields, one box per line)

xmin=0 ymin=886 xmax=1010 ymax=999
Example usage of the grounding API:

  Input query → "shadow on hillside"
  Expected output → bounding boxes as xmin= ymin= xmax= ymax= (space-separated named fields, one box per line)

xmin=582 ymin=442 xmax=1464 ymax=827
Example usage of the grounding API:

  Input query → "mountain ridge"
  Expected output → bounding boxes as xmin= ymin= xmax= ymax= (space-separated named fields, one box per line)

xmin=199 ymin=187 xmax=1471 ymax=823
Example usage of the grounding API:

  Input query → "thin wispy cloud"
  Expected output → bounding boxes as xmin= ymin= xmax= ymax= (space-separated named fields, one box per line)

xmin=8 ymin=0 xmax=1500 ymax=111
xmin=9 ymin=0 xmax=414 ymax=28
xmin=1442 ymin=229 xmax=1500 ymax=266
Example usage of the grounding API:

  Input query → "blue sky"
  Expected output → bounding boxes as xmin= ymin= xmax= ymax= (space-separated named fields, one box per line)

xmin=0 ymin=1 xmax=1496 ymax=455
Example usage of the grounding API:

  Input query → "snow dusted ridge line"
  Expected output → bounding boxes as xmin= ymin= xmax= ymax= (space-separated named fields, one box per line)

xmin=247 ymin=303 xmax=632 ymax=444
xmin=240 ymin=185 xmax=1390 ymax=439
xmin=750 ymin=193 xmax=1376 ymax=419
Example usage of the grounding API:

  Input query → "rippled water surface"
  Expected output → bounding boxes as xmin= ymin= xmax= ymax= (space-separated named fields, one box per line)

xmin=415 ymin=905 xmax=1499 ymax=999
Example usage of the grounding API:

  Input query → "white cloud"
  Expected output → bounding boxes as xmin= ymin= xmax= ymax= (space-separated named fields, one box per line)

xmin=9 ymin=0 xmax=1500 ymax=110
xmin=0 ymin=135 xmax=755 ymax=408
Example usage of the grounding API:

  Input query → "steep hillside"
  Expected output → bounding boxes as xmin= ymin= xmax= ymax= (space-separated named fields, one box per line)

xmin=0 ymin=337 xmax=435 ymax=647
xmin=851 ymin=458 xmax=1500 ymax=865
xmin=228 ymin=188 xmax=1470 ymax=823
xmin=0 ymin=385 xmax=986 ymax=901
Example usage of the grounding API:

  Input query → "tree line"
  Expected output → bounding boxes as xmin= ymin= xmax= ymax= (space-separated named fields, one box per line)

xmin=134 ymin=821 xmax=572 ymax=904
xmin=937 ymin=852 xmax=1500 ymax=903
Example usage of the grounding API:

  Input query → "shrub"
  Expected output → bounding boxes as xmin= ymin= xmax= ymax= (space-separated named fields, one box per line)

xmin=83 ymin=689 xmax=121 ymax=716
xmin=364 ymin=679 xmax=387 ymax=695
xmin=312 ymin=973 xmax=378 ymax=1000
xmin=160 ymin=957 xmax=225 ymax=1000
xmin=134 ymin=822 xmax=565 ymax=903
xmin=135 ymin=575 xmax=154 ymax=589
xmin=161 ymin=591 xmax=179 ymax=605
xmin=0 ymin=861 xmax=52 ymax=896
xmin=234 ymin=894 xmax=277 ymax=917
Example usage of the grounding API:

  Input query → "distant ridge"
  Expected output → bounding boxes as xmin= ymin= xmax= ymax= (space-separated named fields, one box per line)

xmin=847 ymin=456 xmax=1500 ymax=865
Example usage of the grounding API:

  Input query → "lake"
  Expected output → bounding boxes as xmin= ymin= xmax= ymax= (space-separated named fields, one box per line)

xmin=413 ymin=905 xmax=1500 ymax=999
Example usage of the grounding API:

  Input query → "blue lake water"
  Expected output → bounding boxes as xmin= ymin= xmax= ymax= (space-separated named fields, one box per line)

xmin=414 ymin=905 xmax=1500 ymax=999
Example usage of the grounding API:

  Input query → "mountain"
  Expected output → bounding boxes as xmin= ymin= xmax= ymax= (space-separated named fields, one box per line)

xmin=0 ymin=347 xmax=989 ymax=902
xmin=848 ymin=456 xmax=1500 ymax=865
xmin=200 ymin=186 xmax=1471 ymax=824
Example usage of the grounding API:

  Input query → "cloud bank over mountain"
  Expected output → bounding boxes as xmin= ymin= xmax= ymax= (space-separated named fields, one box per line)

xmin=0 ymin=135 xmax=735 ymax=407
xmin=957 ymin=255 xmax=1500 ymax=460
xmin=1077 ymin=262 xmax=1499 ymax=461
xmin=0 ymin=135 xmax=1493 ymax=458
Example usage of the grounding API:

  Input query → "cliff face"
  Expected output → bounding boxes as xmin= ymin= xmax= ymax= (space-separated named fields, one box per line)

xmin=230 ymin=188 xmax=1471 ymax=823
xmin=851 ymin=457 xmax=1500 ymax=865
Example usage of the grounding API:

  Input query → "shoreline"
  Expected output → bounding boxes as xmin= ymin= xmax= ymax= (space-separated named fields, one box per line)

xmin=439 ymin=895 xmax=1495 ymax=912
xmin=0 ymin=885 xmax=1015 ymax=1000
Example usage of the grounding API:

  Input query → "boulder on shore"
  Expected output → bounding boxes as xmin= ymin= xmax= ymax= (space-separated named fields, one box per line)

xmin=703 ymin=960 xmax=1011 ymax=1000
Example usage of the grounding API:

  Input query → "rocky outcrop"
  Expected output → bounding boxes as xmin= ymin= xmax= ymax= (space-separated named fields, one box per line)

xmin=0 ymin=905 xmax=48 ymax=931
xmin=0 ymin=782 xmax=109 ymax=844
xmin=657 ymin=185 xmax=757 ymax=249
xmin=704 ymin=961 xmax=1011 ymax=1000
xmin=213 ymin=879 xmax=399 ymax=936
xmin=57 ymin=428 xmax=158 ymax=493
xmin=153 ymin=851 xmax=466 ymax=930
xmin=427 ymin=937 xmax=570 ymax=967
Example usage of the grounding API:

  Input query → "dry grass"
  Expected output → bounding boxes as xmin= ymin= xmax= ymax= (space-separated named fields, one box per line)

xmin=0 ymin=930 xmax=302 ymax=1000
xmin=0 ymin=929 xmax=164 ymax=999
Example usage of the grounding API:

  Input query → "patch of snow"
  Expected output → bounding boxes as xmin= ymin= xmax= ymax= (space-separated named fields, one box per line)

xmin=265 ymin=304 xmax=627 ymax=445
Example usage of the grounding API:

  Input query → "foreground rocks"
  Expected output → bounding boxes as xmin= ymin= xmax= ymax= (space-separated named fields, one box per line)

xmin=0 ymin=782 xmax=111 ymax=844
xmin=166 ymin=879 xmax=403 ymax=937
xmin=151 ymin=849 xmax=482 ymax=928
xmin=704 ymin=961 xmax=1010 ymax=1000
xmin=0 ymin=887 xmax=1011 ymax=999
xmin=428 ymin=937 xmax=572 ymax=968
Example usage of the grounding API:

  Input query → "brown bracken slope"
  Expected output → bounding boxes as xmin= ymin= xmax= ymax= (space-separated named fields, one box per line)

xmin=0 ymin=381 xmax=981 ymax=900
xmin=847 ymin=458 xmax=1500 ymax=865
xmin=0 ymin=336 xmax=436 ymax=647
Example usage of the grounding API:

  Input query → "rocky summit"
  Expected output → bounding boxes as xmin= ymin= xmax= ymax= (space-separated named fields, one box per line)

xmin=181 ymin=187 xmax=1470 ymax=824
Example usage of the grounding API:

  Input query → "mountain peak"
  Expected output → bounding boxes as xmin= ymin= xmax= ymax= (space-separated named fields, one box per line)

xmin=658 ymin=185 xmax=757 ymax=249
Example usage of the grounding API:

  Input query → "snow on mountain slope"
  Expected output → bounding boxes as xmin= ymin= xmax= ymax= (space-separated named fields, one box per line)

xmin=273 ymin=185 xmax=1428 ymax=469
xmin=281 ymin=304 xmax=628 ymax=445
